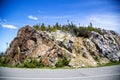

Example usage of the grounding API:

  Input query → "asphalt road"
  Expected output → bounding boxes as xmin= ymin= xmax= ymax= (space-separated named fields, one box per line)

xmin=0 ymin=65 xmax=120 ymax=80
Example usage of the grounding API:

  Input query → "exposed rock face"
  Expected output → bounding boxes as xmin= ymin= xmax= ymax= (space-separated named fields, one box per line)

xmin=90 ymin=31 xmax=120 ymax=61
xmin=5 ymin=26 xmax=71 ymax=66
xmin=48 ymin=30 xmax=75 ymax=52
xmin=5 ymin=26 xmax=120 ymax=67
xmin=69 ymin=37 xmax=97 ymax=67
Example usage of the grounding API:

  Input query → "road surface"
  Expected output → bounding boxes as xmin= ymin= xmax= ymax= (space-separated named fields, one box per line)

xmin=0 ymin=65 xmax=120 ymax=80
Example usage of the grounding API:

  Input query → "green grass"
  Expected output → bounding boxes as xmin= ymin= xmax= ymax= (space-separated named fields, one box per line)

xmin=1 ymin=63 xmax=120 ymax=69
xmin=0 ymin=56 xmax=120 ymax=69
xmin=100 ymin=61 xmax=120 ymax=67
xmin=55 ymin=57 xmax=70 ymax=68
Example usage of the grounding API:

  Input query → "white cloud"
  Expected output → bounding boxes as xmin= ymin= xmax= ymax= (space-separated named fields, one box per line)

xmin=89 ymin=15 xmax=118 ymax=25
xmin=28 ymin=15 xmax=38 ymax=20
xmin=87 ymin=14 xmax=120 ymax=31
xmin=67 ymin=13 xmax=120 ymax=33
xmin=0 ymin=23 xmax=17 ymax=29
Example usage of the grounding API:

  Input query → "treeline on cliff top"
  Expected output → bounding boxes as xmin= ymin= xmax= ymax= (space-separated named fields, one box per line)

xmin=33 ymin=22 xmax=103 ymax=38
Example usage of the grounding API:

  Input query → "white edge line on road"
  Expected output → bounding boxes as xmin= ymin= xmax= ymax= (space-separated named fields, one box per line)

xmin=0 ymin=73 xmax=120 ymax=79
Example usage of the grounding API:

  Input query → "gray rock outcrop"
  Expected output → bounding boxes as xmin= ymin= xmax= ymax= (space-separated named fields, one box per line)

xmin=90 ymin=31 xmax=120 ymax=61
xmin=5 ymin=26 xmax=120 ymax=68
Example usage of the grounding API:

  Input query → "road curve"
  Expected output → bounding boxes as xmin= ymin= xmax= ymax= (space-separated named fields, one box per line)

xmin=0 ymin=65 xmax=120 ymax=80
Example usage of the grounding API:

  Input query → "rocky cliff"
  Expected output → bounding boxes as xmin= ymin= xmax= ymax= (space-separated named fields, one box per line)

xmin=5 ymin=25 xmax=120 ymax=68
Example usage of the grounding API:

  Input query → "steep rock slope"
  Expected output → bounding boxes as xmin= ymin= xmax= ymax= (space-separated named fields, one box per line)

xmin=69 ymin=37 xmax=97 ymax=67
xmin=5 ymin=26 xmax=120 ymax=67
xmin=5 ymin=26 xmax=71 ymax=67
xmin=90 ymin=31 xmax=120 ymax=61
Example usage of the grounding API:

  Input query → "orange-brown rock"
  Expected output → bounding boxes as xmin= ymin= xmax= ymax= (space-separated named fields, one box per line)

xmin=5 ymin=26 xmax=71 ymax=66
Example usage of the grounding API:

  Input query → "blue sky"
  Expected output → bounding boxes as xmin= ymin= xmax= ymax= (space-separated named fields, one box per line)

xmin=0 ymin=0 xmax=120 ymax=52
